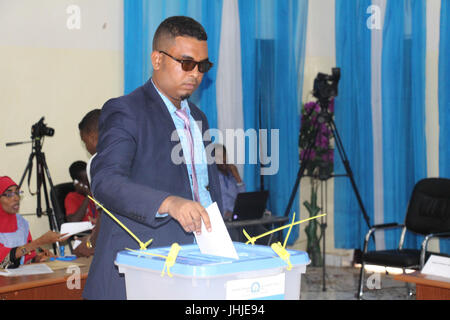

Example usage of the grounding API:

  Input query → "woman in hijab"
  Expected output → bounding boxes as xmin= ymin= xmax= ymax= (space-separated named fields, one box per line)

xmin=0 ymin=176 xmax=67 ymax=269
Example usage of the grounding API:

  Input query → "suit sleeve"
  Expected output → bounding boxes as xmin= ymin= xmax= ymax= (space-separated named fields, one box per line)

xmin=90 ymin=99 xmax=172 ymax=227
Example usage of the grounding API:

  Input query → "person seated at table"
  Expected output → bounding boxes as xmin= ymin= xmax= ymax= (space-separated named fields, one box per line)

xmin=213 ymin=144 xmax=271 ymax=244
xmin=64 ymin=161 xmax=98 ymax=224
xmin=78 ymin=109 xmax=100 ymax=184
xmin=0 ymin=176 xmax=67 ymax=269
xmin=213 ymin=144 xmax=245 ymax=221
xmin=73 ymin=109 xmax=101 ymax=258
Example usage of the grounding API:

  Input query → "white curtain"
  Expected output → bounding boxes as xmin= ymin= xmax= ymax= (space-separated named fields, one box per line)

xmin=216 ymin=0 xmax=244 ymax=176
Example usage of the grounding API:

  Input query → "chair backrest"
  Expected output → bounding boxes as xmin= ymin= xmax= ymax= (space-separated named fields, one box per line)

xmin=405 ymin=178 xmax=450 ymax=235
xmin=50 ymin=182 xmax=75 ymax=229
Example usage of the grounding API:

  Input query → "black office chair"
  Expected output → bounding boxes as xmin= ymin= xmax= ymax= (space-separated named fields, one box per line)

xmin=50 ymin=182 xmax=75 ymax=230
xmin=357 ymin=178 xmax=450 ymax=299
xmin=50 ymin=182 xmax=76 ymax=253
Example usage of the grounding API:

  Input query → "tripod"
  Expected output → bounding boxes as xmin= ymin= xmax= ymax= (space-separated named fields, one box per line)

xmin=13 ymin=137 xmax=62 ymax=254
xmin=283 ymin=97 xmax=371 ymax=292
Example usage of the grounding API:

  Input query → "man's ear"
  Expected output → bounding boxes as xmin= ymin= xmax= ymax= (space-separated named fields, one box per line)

xmin=151 ymin=51 xmax=162 ymax=70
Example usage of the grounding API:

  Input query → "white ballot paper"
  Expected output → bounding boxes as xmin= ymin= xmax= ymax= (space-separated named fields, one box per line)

xmin=194 ymin=202 xmax=239 ymax=260
xmin=60 ymin=221 xmax=94 ymax=238
xmin=0 ymin=263 xmax=53 ymax=277
xmin=421 ymin=255 xmax=450 ymax=279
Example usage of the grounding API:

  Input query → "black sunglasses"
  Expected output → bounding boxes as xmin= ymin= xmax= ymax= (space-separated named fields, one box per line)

xmin=159 ymin=51 xmax=213 ymax=73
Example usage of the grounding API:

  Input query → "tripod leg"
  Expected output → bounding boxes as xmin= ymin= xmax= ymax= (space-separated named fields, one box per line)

xmin=18 ymin=152 xmax=35 ymax=189
xmin=36 ymin=151 xmax=61 ymax=255
xmin=283 ymin=122 xmax=322 ymax=217
xmin=36 ymin=158 xmax=43 ymax=217
xmin=38 ymin=153 xmax=61 ymax=233
xmin=328 ymin=118 xmax=371 ymax=229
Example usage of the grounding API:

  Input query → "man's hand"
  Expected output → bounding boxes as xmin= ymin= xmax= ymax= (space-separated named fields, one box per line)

xmin=159 ymin=196 xmax=211 ymax=235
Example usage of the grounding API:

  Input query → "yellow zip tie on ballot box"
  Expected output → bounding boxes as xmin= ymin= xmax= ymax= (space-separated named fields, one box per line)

xmin=87 ymin=195 xmax=153 ymax=250
xmin=88 ymin=196 xmax=181 ymax=277
xmin=243 ymin=212 xmax=326 ymax=269
xmin=125 ymin=243 xmax=181 ymax=277
xmin=88 ymin=195 xmax=323 ymax=276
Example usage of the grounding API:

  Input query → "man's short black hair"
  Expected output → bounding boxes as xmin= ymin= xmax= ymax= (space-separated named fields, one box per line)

xmin=78 ymin=109 xmax=101 ymax=134
xmin=152 ymin=16 xmax=207 ymax=51
xmin=69 ymin=161 xmax=87 ymax=181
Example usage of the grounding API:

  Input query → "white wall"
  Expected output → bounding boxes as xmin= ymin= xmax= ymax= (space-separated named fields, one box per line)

xmin=0 ymin=0 xmax=124 ymax=239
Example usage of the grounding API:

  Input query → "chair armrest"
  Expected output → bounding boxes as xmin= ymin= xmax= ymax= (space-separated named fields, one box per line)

xmin=427 ymin=231 xmax=450 ymax=239
xmin=365 ymin=223 xmax=404 ymax=239
xmin=420 ymin=232 xmax=450 ymax=268
xmin=362 ymin=223 xmax=405 ymax=253
xmin=371 ymin=222 xmax=402 ymax=230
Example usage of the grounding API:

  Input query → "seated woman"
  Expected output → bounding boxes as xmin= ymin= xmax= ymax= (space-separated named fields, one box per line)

xmin=213 ymin=144 xmax=246 ymax=220
xmin=214 ymin=144 xmax=269 ymax=244
xmin=64 ymin=161 xmax=98 ymax=224
xmin=0 ymin=176 xmax=67 ymax=269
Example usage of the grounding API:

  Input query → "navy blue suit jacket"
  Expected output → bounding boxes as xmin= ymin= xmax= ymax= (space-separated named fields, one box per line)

xmin=83 ymin=79 xmax=223 ymax=300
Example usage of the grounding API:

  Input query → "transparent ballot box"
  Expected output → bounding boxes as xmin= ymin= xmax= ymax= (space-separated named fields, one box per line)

xmin=115 ymin=242 xmax=310 ymax=300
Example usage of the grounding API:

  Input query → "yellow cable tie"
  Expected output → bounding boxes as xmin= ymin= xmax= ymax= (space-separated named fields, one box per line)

xmin=242 ymin=228 xmax=256 ymax=245
xmin=244 ymin=213 xmax=326 ymax=245
xmin=125 ymin=248 xmax=166 ymax=259
xmin=88 ymin=195 xmax=152 ymax=250
xmin=283 ymin=212 xmax=296 ymax=248
xmin=126 ymin=243 xmax=181 ymax=277
xmin=271 ymin=242 xmax=292 ymax=270
xmin=143 ymin=238 xmax=154 ymax=250
xmin=161 ymin=243 xmax=181 ymax=277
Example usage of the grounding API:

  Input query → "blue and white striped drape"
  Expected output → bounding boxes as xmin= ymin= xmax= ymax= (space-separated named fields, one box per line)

xmin=335 ymin=0 xmax=449 ymax=254
xmin=438 ymin=0 xmax=450 ymax=253
xmin=124 ymin=0 xmax=223 ymax=129
xmin=334 ymin=0 xmax=374 ymax=250
xmin=381 ymin=0 xmax=427 ymax=250
xmin=238 ymin=0 xmax=308 ymax=244
xmin=123 ymin=0 xmax=448 ymax=252
xmin=124 ymin=0 xmax=308 ymax=244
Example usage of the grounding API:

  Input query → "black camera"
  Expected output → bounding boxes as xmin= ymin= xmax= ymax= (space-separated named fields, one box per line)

xmin=313 ymin=67 xmax=341 ymax=101
xmin=31 ymin=117 xmax=54 ymax=139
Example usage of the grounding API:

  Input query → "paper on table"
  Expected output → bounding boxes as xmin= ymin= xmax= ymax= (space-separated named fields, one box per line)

xmin=60 ymin=221 xmax=94 ymax=238
xmin=194 ymin=202 xmax=239 ymax=260
xmin=0 ymin=263 xmax=54 ymax=277
xmin=421 ymin=255 xmax=450 ymax=279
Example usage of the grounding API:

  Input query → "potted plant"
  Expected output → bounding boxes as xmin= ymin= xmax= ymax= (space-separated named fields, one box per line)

xmin=299 ymin=99 xmax=334 ymax=267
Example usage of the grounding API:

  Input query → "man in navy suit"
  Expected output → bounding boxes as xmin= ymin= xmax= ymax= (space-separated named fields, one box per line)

xmin=83 ymin=16 xmax=223 ymax=299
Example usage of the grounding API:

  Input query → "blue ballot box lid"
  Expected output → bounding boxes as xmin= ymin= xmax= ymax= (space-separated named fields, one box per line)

xmin=115 ymin=242 xmax=310 ymax=277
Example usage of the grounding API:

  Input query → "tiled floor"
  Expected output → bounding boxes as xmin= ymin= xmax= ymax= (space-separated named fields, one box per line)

xmin=300 ymin=266 xmax=416 ymax=300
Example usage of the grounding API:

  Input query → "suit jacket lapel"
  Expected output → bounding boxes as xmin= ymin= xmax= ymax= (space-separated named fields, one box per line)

xmin=143 ymin=79 xmax=193 ymax=200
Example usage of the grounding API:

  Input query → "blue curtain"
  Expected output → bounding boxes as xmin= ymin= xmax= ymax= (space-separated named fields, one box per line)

xmin=239 ymin=0 xmax=308 ymax=244
xmin=334 ymin=0 xmax=374 ymax=249
xmin=123 ymin=0 xmax=223 ymax=129
xmin=439 ymin=0 xmax=450 ymax=253
xmin=382 ymin=0 xmax=427 ymax=249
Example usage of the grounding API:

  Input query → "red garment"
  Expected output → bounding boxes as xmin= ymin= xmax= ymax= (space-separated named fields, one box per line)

xmin=0 ymin=231 xmax=36 ymax=263
xmin=0 ymin=176 xmax=19 ymax=233
xmin=0 ymin=176 xmax=36 ymax=264
xmin=64 ymin=192 xmax=97 ymax=222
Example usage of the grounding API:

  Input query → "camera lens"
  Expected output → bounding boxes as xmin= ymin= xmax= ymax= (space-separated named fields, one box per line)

xmin=45 ymin=127 xmax=55 ymax=137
